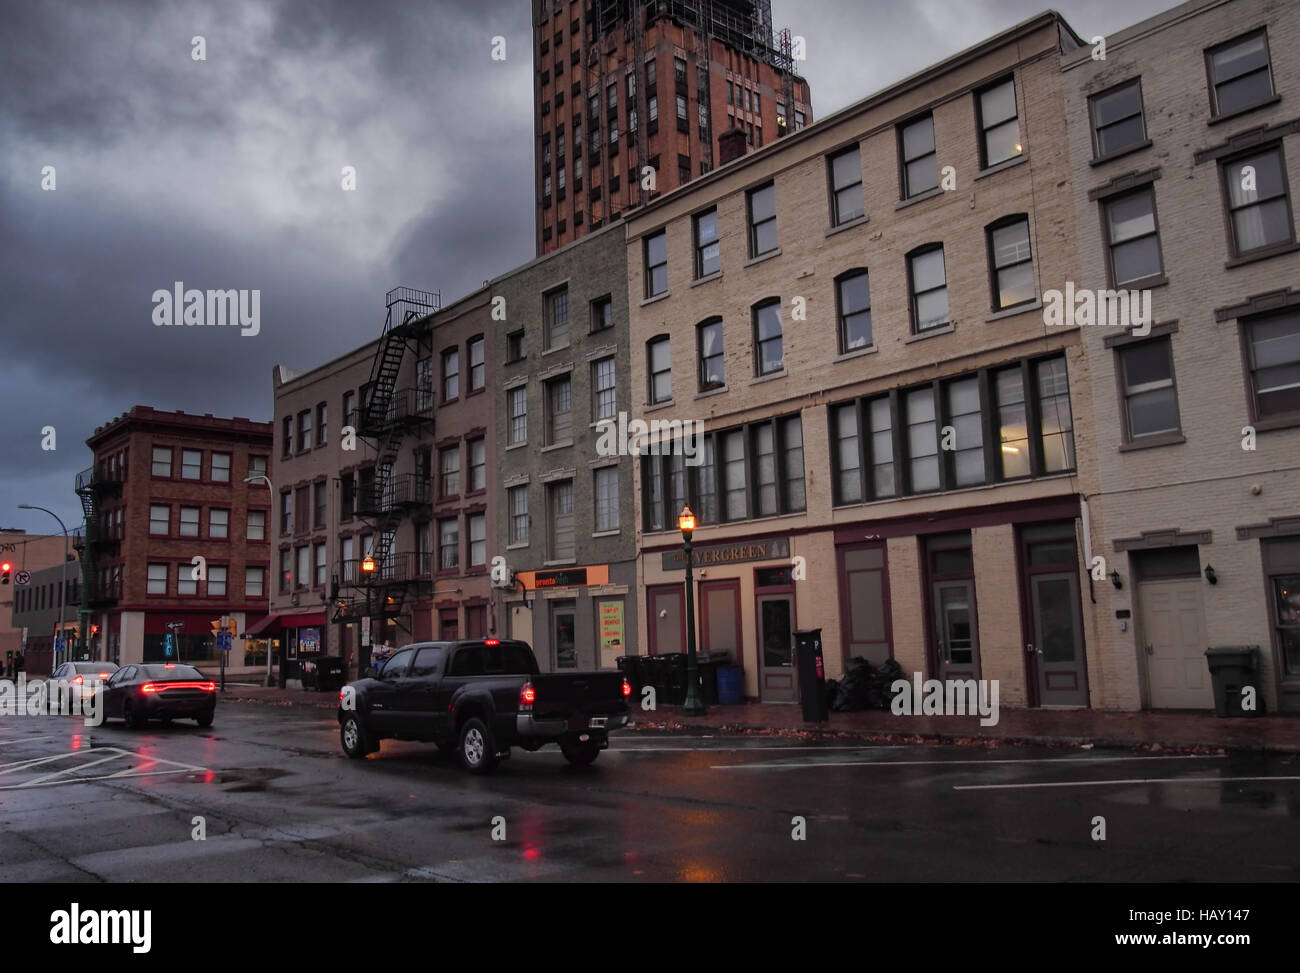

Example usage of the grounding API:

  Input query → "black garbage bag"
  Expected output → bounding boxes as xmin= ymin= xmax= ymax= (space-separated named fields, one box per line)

xmin=867 ymin=658 xmax=906 ymax=709
xmin=822 ymin=678 xmax=840 ymax=712
xmin=832 ymin=657 xmax=873 ymax=712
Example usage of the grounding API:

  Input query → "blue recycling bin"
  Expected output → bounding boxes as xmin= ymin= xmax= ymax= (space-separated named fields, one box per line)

xmin=718 ymin=666 xmax=744 ymax=704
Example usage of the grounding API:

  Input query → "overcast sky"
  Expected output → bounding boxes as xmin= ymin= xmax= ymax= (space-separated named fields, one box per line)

xmin=0 ymin=0 xmax=1178 ymax=533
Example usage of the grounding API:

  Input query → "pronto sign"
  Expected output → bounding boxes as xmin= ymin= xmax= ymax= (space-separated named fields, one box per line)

xmin=661 ymin=537 xmax=791 ymax=571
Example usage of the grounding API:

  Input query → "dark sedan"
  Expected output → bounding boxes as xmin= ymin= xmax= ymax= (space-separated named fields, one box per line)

xmin=97 ymin=663 xmax=217 ymax=728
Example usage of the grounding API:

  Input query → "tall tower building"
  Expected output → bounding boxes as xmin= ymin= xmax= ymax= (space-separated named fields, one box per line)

xmin=532 ymin=0 xmax=813 ymax=255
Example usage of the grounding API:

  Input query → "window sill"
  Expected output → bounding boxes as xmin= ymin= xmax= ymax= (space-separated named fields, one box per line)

xmin=541 ymin=440 xmax=575 ymax=452
xmin=985 ymin=300 xmax=1043 ymax=323
xmin=825 ymin=215 xmax=869 ymax=238
xmin=644 ymin=399 xmax=675 ymax=414
xmin=543 ymin=559 xmax=578 ymax=567
xmin=506 ymin=442 xmax=529 ymax=451
xmin=591 ymin=529 xmax=621 ymax=538
xmin=506 ymin=542 xmax=530 ymax=551
xmin=1116 ymin=273 xmax=1169 ymax=291
xmin=975 ymin=153 xmax=1028 ymax=181
xmin=904 ymin=323 xmax=954 ymax=343
xmin=744 ymin=248 xmax=782 ymax=269
xmin=1090 ymin=140 xmax=1153 ymax=167
xmin=833 ymin=346 xmax=876 ymax=362
xmin=695 ymin=385 xmax=728 ymax=399
xmin=1207 ymin=95 xmax=1282 ymax=126
xmin=1225 ymin=242 xmax=1300 ymax=269
xmin=691 ymin=271 xmax=723 ymax=288
xmin=640 ymin=291 xmax=671 ymax=307
xmin=542 ymin=343 xmax=571 ymax=357
xmin=748 ymin=370 xmax=787 ymax=386
xmin=1118 ymin=432 xmax=1186 ymax=452
xmin=896 ymin=187 xmax=943 ymax=211
xmin=466 ymin=386 xmax=486 ymax=398
xmin=1250 ymin=414 xmax=1300 ymax=434
xmin=441 ymin=397 xmax=459 ymax=407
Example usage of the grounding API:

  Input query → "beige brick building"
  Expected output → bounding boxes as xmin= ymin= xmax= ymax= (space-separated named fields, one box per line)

xmin=623 ymin=13 xmax=1115 ymax=707
xmin=1062 ymin=0 xmax=1300 ymax=713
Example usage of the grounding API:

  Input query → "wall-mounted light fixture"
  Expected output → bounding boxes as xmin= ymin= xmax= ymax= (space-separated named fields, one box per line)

xmin=1110 ymin=570 xmax=1123 ymax=590
xmin=1204 ymin=565 xmax=1218 ymax=585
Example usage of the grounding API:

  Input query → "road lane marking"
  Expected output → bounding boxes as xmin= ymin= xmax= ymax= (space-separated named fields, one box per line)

xmin=711 ymin=754 xmax=1227 ymax=770
xmin=955 ymin=774 xmax=1300 ymax=791
xmin=610 ymin=744 xmax=906 ymax=752
xmin=0 ymin=747 xmax=209 ymax=790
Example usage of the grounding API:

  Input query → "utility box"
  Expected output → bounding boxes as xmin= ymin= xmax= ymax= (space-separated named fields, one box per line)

xmin=794 ymin=628 xmax=828 ymax=722
xmin=1204 ymin=646 xmax=1264 ymax=717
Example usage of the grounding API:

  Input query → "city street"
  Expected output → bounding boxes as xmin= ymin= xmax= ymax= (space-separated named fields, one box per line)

xmin=1 ymin=699 xmax=1296 ymax=883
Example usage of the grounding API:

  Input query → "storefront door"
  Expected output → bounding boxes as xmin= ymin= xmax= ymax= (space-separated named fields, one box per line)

xmin=1021 ymin=525 xmax=1088 ymax=706
xmin=757 ymin=594 xmax=795 ymax=702
xmin=927 ymin=535 xmax=979 ymax=682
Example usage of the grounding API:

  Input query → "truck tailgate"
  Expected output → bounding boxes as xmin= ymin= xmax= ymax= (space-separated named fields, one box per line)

xmin=530 ymin=671 xmax=627 ymax=720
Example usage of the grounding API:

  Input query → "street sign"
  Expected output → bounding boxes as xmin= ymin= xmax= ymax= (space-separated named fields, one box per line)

xmin=361 ymin=616 xmax=371 ymax=647
xmin=216 ymin=631 xmax=232 ymax=653
xmin=15 ymin=570 xmax=30 ymax=586
xmin=54 ymin=637 xmax=66 ymax=653
xmin=164 ymin=633 xmax=174 ymax=658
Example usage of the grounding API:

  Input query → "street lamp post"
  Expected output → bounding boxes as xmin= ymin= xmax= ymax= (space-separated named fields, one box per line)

xmin=243 ymin=475 xmax=275 ymax=686
xmin=677 ymin=506 xmax=707 ymax=716
xmin=360 ymin=553 xmax=376 ymax=676
xmin=18 ymin=504 xmax=70 ymax=668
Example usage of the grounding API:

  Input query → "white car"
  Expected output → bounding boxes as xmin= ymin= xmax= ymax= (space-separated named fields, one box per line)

xmin=45 ymin=661 xmax=120 ymax=713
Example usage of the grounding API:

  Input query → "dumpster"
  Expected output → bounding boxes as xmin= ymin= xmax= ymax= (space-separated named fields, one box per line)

xmin=315 ymin=656 xmax=346 ymax=692
xmin=717 ymin=665 xmax=744 ymax=704
xmin=1205 ymin=645 xmax=1263 ymax=717
xmin=794 ymin=628 xmax=828 ymax=722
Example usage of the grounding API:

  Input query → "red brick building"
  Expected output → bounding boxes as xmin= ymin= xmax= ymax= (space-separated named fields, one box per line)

xmin=534 ymin=0 xmax=812 ymax=254
xmin=78 ymin=407 xmax=273 ymax=668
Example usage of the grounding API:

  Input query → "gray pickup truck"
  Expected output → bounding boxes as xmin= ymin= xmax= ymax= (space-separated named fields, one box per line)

xmin=337 ymin=638 xmax=631 ymax=772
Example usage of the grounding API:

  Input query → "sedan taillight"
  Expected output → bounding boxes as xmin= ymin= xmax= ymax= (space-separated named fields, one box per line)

xmin=72 ymin=675 xmax=84 ymax=685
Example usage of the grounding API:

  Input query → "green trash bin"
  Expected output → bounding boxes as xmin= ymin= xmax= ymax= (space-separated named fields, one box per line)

xmin=1204 ymin=646 xmax=1263 ymax=717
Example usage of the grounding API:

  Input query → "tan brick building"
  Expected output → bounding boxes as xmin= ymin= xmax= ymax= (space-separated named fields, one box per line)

xmin=622 ymin=12 xmax=1114 ymax=706
xmin=1062 ymin=0 xmax=1300 ymax=713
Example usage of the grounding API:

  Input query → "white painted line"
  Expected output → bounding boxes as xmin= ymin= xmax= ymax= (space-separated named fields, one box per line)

xmin=955 ymin=774 xmax=1300 ymax=791
xmin=711 ymin=754 xmax=1227 ymax=770
xmin=0 ymin=769 xmax=198 ymax=790
xmin=0 ymin=748 xmax=126 ymax=775
xmin=610 ymin=744 xmax=906 ymax=752
xmin=22 ymin=753 xmax=124 ymax=787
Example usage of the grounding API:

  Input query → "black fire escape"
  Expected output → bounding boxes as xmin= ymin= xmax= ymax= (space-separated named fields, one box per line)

xmin=332 ymin=287 xmax=440 ymax=659
xmin=74 ymin=462 xmax=123 ymax=654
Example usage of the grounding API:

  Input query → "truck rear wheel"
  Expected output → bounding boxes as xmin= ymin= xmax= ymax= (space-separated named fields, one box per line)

xmin=561 ymin=739 xmax=601 ymax=767
xmin=457 ymin=717 xmax=498 ymax=774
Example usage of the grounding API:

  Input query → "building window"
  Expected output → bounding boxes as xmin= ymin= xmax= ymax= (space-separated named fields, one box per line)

xmin=415 ymin=356 xmax=433 ymax=412
xmin=996 ymin=366 xmax=1030 ymax=479
xmin=178 ymin=562 xmax=197 ymax=596
xmin=467 ymin=336 xmax=485 ymax=391
xmin=206 ymin=564 xmax=226 ymax=598
xmin=339 ymin=473 xmax=354 ymax=521
xmin=468 ymin=438 xmax=486 ymax=492
xmin=282 ymin=416 xmax=293 ymax=457
xmin=508 ymin=387 xmax=527 ymax=444
xmin=342 ymin=390 xmax=356 ymax=427
xmin=694 ymin=207 xmax=720 ymax=277
xmin=152 ymin=446 xmax=172 ymax=477
xmin=315 ymin=404 xmax=327 ymax=446
xmin=592 ymin=357 xmax=617 ymax=420
xmin=507 ymin=329 xmax=525 ymax=362
xmin=545 ymin=375 xmax=573 ymax=445
xmin=245 ymin=566 xmax=264 ymax=598
xmin=210 ymin=508 xmax=229 ymax=539
xmin=1038 ymin=357 xmax=1075 ymax=472
xmin=644 ymin=230 xmax=667 ymax=297
xmin=279 ymin=550 xmax=291 ymax=593
xmin=249 ymin=455 xmax=267 ymax=478
xmin=247 ymin=509 xmax=265 ymax=541
xmin=648 ymin=94 xmax=658 ymax=122
xmin=590 ymin=295 xmax=613 ymax=332
xmin=794 ymin=109 xmax=806 ymax=131
xmin=1090 ymin=79 xmax=1146 ymax=159
xmin=976 ymin=76 xmax=1022 ymax=168
xmin=1222 ymin=147 xmax=1294 ymax=256
xmin=595 ymin=467 xmax=619 ymax=531
xmin=313 ymin=481 xmax=326 ymax=527
xmin=1119 ymin=337 xmax=1182 ymax=441
xmin=295 ymin=485 xmax=309 ymax=532
xmin=648 ymin=335 xmax=672 ymax=404
xmin=905 ymin=387 xmax=940 ymax=493
xmin=1206 ymin=29 xmax=1275 ymax=117
xmin=296 ymin=545 xmax=310 ymax=590
xmin=296 ymin=410 xmax=311 ymax=452
xmin=751 ymin=299 xmax=783 ymax=375
xmin=698 ymin=318 xmax=724 ymax=390
xmin=442 ymin=348 xmax=460 ymax=401
xmin=547 ymin=480 xmax=575 ymax=560
xmin=439 ymin=445 xmax=461 ymax=497
xmin=180 ymin=506 xmax=200 ymax=538
xmin=509 ymin=485 xmax=529 ymax=545
xmin=646 ymin=57 xmax=656 ymax=87
xmin=181 ymin=449 xmax=202 ymax=479
xmin=545 ymin=287 xmax=570 ymax=350
xmin=829 ymin=145 xmax=864 ymax=224
xmin=908 ymin=245 xmax=949 ymax=333
xmin=836 ymin=269 xmax=872 ymax=353
xmin=946 ymin=377 xmax=985 ymax=487
xmin=466 ymin=513 xmax=486 ymax=568
xmin=748 ymin=182 xmax=777 ymax=257
xmin=147 ymin=563 xmax=168 ymax=595
xmin=280 ymin=491 xmax=292 ymax=535
xmin=1243 ymin=308 xmax=1300 ymax=421
xmin=987 ymin=216 xmax=1034 ymax=310
xmin=1104 ymin=187 xmax=1163 ymax=286
xmin=149 ymin=504 xmax=169 ymax=536
xmin=314 ymin=542 xmax=326 ymax=586
xmin=899 ymin=115 xmax=938 ymax=198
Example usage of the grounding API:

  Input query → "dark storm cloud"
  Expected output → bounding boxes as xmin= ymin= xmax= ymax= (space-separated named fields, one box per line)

xmin=0 ymin=0 xmax=1182 ymax=535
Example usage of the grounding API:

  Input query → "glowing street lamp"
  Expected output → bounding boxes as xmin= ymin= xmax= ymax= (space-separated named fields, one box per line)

xmin=678 ymin=506 xmax=706 ymax=716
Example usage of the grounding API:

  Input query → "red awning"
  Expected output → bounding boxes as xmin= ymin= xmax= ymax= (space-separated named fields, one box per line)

xmin=279 ymin=612 xmax=325 ymax=628
xmin=243 ymin=614 xmax=279 ymax=638
xmin=243 ymin=611 xmax=326 ymax=638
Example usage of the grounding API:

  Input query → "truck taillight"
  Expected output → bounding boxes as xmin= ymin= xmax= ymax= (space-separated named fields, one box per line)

xmin=519 ymin=682 xmax=535 ymax=712
xmin=622 ymin=678 xmax=632 ymax=698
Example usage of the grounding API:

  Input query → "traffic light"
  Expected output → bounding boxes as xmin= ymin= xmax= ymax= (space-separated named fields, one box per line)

xmin=0 ymin=562 xmax=10 ymax=584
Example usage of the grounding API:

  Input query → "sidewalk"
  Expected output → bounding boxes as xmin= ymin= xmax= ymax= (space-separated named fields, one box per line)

xmin=214 ymin=682 xmax=1300 ymax=754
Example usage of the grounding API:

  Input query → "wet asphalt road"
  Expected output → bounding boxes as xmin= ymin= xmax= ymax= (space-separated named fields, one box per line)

xmin=1 ymin=698 xmax=1297 ymax=882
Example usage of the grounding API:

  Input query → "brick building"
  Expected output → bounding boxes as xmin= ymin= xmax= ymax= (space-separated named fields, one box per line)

xmin=2 ymin=531 xmax=79 ymax=674
xmin=622 ymin=12 xmax=1109 ymax=706
xmin=533 ymin=0 xmax=812 ymax=254
xmin=490 ymin=222 xmax=639 ymax=670
xmin=1062 ymin=0 xmax=1300 ymax=712
xmin=78 ymin=407 xmax=273 ymax=668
